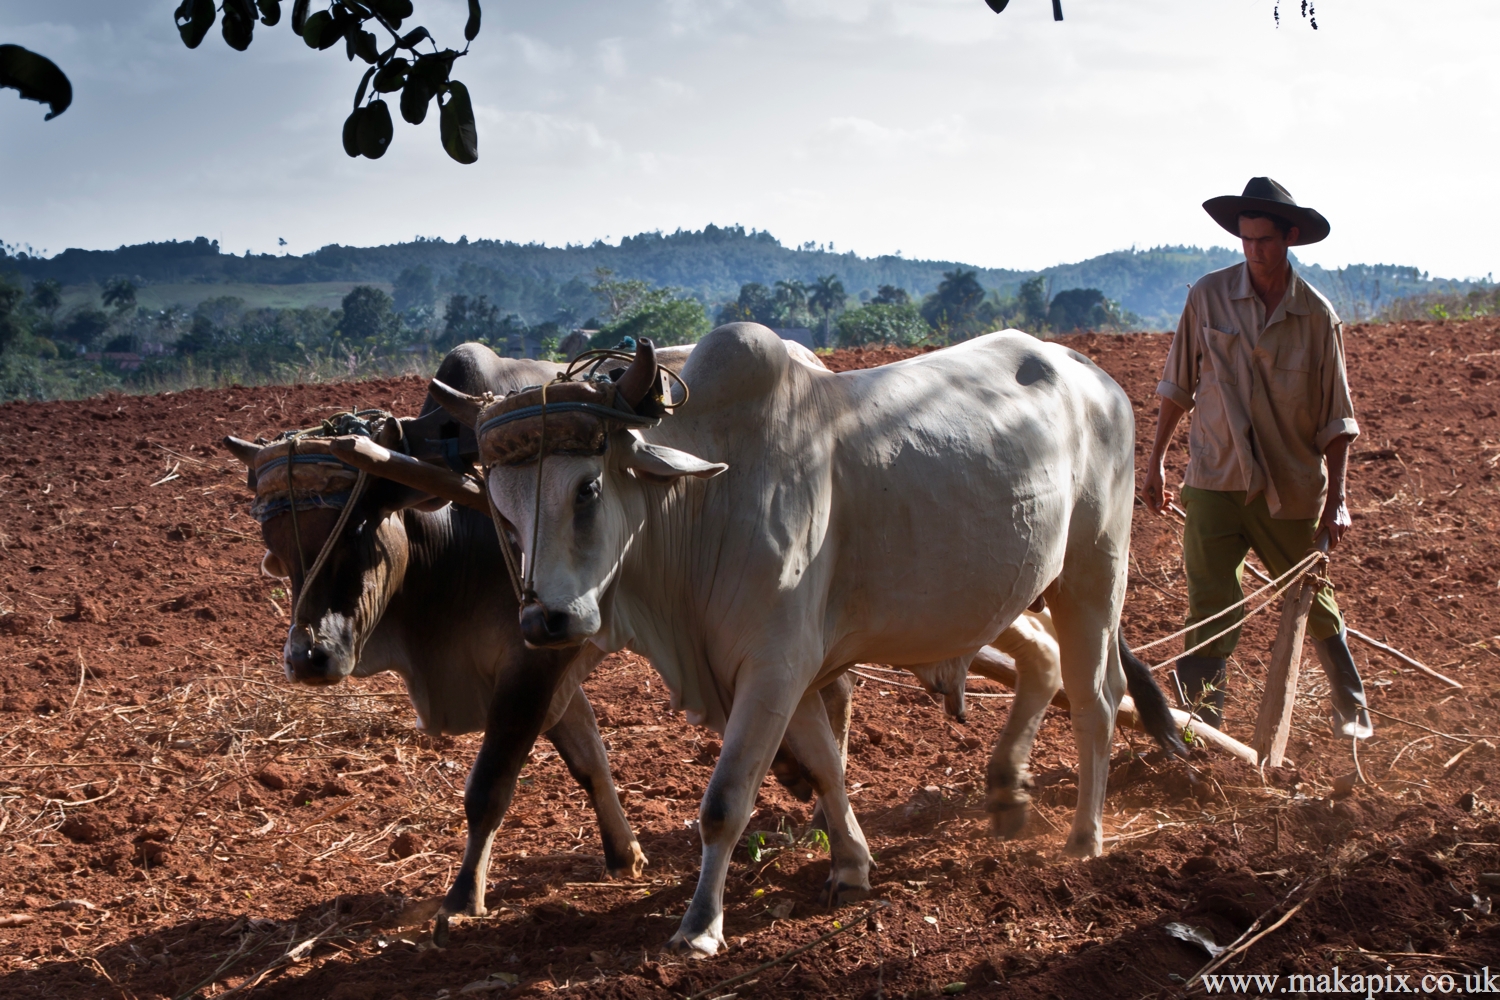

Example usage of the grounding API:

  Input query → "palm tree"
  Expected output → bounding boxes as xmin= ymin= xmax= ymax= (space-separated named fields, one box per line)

xmin=102 ymin=277 xmax=137 ymax=313
xmin=29 ymin=278 xmax=63 ymax=319
xmin=807 ymin=274 xmax=846 ymax=347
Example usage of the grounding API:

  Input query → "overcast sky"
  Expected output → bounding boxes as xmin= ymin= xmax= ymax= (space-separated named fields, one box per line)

xmin=2 ymin=1 xmax=1496 ymax=278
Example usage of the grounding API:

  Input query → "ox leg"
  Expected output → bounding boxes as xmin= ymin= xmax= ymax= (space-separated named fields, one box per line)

xmin=545 ymin=687 xmax=647 ymax=879
xmin=983 ymin=613 xmax=1062 ymax=840
xmin=808 ymin=672 xmax=853 ymax=832
xmin=668 ymin=683 xmax=798 ymax=959
xmin=1049 ymin=597 xmax=1126 ymax=860
xmin=781 ymin=687 xmax=872 ymax=905
xmin=443 ymin=661 xmax=569 ymax=918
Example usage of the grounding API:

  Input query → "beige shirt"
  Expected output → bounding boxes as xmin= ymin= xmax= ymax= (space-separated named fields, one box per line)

xmin=1157 ymin=262 xmax=1359 ymax=520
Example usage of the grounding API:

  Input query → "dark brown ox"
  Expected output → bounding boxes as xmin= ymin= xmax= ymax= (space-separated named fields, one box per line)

xmin=225 ymin=343 xmax=644 ymax=917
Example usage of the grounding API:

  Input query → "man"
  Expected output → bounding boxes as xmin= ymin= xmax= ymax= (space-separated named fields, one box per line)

xmin=1143 ymin=176 xmax=1372 ymax=739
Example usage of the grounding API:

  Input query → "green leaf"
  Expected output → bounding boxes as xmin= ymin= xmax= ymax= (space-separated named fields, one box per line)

xmin=354 ymin=65 xmax=376 ymax=108
xmin=342 ymin=108 xmax=364 ymax=157
xmin=222 ymin=0 xmax=257 ymax=51
xmin=439 ymin=81 xmax=478 ymax=164
xmin=398 ymin=26 xmax=430 ymax=49
xmin=372 ymin=0 xmax=414 ymax=25
xmin=257 ymin=0 xmax=282 ymax=26
xmin=302 ymin=10 xmax=342 ymax=49
xmin=357 ymin=98 xmax=394 ymax=159
xmin=174 ymin=0 xmax=217 ymax=49
xmin=349 ymin=29 xmax=380 ymax=64
xmin=465 ymin=0 xmax=482 ymax=42
xmin=291 ymin=0 xmax=310 ymax=35
xmin=372 ymin=57 xmax=409 ymax=93
xmin=0 ymin=44 xmax=72 ymax=120
xmin=399 ymin=76 xmax=430 ymax=125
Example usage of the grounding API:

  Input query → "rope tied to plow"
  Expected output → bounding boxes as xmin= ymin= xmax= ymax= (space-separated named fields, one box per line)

xmin=1136 ymin=547 xmax=1330 ymax=673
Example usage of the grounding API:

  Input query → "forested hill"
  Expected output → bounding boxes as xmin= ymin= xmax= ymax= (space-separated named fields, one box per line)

xmin=1 ymin=225 xmax=1478 ymax=328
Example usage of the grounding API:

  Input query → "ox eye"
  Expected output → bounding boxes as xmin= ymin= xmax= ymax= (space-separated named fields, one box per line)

xmin=576 ymin=478 xmax=601 ymax=506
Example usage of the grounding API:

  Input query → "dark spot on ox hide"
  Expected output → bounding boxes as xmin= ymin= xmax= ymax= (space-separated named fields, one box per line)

xmin=1016 ymin=355 xmax=1057 ymax=387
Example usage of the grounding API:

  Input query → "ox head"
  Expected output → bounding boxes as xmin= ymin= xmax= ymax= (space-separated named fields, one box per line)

xmin=432 ymin=339 xmax=726 ymax=648
xmin=225 ymin=416 xmax=471 ymax=685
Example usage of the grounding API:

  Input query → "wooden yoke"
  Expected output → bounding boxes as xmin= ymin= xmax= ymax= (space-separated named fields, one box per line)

xmin=1252 ymin=538 xmax=1330 ymax=767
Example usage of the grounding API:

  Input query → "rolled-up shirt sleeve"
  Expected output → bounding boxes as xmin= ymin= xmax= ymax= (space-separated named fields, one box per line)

xmin=1157 ymin=293 xmax=1199 ymax=411
xmin=1314 ymin=322 xmax=1360 ymax=451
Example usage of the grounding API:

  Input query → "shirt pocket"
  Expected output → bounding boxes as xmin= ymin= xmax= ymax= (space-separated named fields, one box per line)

xmin=1275 ymin=347 xmax=1311 ymax=373
xmin=1202 ymin=325 xmax=1239 ymax=385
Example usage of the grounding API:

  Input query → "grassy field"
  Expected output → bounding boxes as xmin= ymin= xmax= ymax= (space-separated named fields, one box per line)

xmin=60 ymin=280 xmax=394 ymax=314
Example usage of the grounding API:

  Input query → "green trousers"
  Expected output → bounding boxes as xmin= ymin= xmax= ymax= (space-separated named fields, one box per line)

xmin=1181 ymin=486 xmax=1343 ymax=658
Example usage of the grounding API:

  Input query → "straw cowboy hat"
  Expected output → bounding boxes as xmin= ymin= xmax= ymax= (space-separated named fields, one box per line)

xmin=1203 ymin=176 xmax=1331 ymax=246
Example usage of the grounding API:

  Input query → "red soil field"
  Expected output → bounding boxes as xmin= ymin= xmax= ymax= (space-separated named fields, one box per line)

xmin=1 ymin=319 xmax=1498 ymax=1000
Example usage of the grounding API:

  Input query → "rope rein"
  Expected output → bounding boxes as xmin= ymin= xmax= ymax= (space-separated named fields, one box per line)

xmin=1139 ymin=548 xmax=1329 ymax=673
xmin=1131 ymin=548 xmax=1325 ymax=655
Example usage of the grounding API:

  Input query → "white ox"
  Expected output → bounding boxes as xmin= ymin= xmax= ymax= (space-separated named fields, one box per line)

xmin=440 ymin=324 xmax=1182 ymax=956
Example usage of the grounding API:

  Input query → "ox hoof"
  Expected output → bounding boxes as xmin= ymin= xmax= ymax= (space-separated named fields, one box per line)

xmin=1062 ymin=831 xmax=1102 ymax=859
xmin=608 ymin=842 xmax=648 ymax=880
xmin=825 ymin=880 xmax=871 ymax=908
xmin=666 ymin=927 xmax=724 ymax=959
xmin=987 ymin=801 xmax=1030 ymax=840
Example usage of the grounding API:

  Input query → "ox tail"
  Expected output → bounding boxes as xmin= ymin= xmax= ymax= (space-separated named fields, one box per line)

xmin=1119 ymin=632 xmax=1188 ymax=758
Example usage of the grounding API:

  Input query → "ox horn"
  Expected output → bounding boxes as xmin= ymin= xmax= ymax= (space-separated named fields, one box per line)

xmin=328 ymin=436 xmax=489 ymax=512
xmin=223 ymin=435 xmax=263 ymax=467
xmin=616 ymin=337 xmax=658 ymax=411
xmin=428 ymin=379 xmax=485 ymax=430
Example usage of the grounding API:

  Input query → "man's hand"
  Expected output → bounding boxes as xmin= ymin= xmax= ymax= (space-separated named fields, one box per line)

xmin=1319 ymin=434 xmax=1354 ymax=550
xmin=1319 ymin=495 xmax=1351 ymax=549
xmin=1143 ymin=460 xmax=1171 ymax=515
xmin=1143 ymin=397 xmax=1187 ymax=516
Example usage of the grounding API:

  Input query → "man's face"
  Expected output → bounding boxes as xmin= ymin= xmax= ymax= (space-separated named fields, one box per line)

xmin=1239 ymin=215 xmax=1299 ymax=272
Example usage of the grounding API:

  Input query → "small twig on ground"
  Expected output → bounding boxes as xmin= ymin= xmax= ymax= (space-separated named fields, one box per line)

xmin=685 ymin=900 xmax=890 ymax=1000
xmin=1443 ymin=739 xmax=1495 ymax=773
xmin=1186 ymin=880 xmax=1314 ymax=988
xmin=1366 ymin=708 xmax=1488 ymax=744
xmin=1346 ymin=629 xmax=1462 ymax=688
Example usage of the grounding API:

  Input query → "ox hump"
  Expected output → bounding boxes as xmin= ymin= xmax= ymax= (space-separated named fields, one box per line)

xmin=678 ymin=322 xmax=791 ymax=409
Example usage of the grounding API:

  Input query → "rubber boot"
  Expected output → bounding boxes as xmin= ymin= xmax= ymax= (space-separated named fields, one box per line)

xmin=1173 ymin=655 xmax=1227 ymax=730
xmin=1313 ymin=630 xmax=1374 ymax=739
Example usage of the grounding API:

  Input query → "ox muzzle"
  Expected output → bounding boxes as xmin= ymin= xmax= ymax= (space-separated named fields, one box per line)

xmin=283 ymin=621 xmax=357 ymax=685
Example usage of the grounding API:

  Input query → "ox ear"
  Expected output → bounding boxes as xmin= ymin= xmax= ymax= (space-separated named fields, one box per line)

xmin=624 ymin=436 xmax=727 ymax=483
xmin=224 ymin=435 xmax=262 ymax=467
xmin=260 ymin=550 xmax=290 ymax=580
xmin=428 ymin=379 xmax=484 ymax=430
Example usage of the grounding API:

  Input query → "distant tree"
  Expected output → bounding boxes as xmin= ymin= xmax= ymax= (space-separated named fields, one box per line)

xmin=176 ymin=314 xmax=218 ymax=355
xmin=921 ymin=269 xmax=986 ymax=336
xmin=340 ymin=285 xmax=394 ymax=340
xmin=57 ymin=307 xmax=111 ymax=349
xmin=29 ymin=278 xmax=62 ymax=319
xmin=593 ymin=296 xmax=709 ymax=349
xmin=716 ymin=282 xmax=778 ymax=326
xmin=102 ymin=277 xmax=137 ymax=313
xmin=393 ymin=265 xmax=436 ymax=313
xmin=0 ymin=274 xmax=26 ymax=352
xmin=808 ymin=274 xmax=847 ymax=347
xmin=591 ymin=268 xmax=659 ymax=321
xmin=836 ymin=301 xmax=929 ymax=348
xmin=441 ymin=292 xmax=500 ymax=346
xmin=1016 ymin=275 xmax=1050 ymax=332
xmin=871 ymin=284 xmax=910 ymax=306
